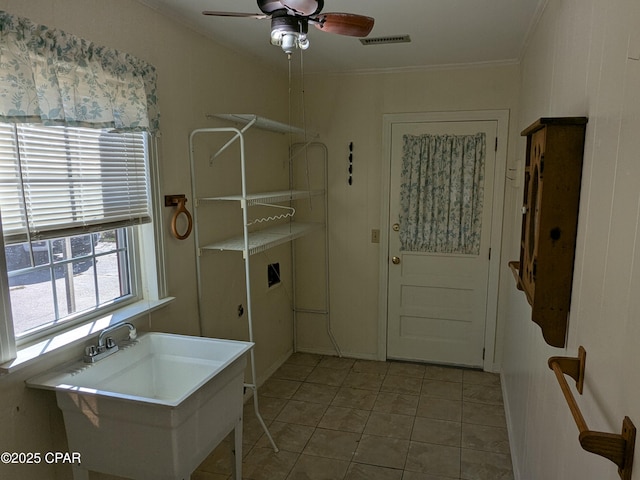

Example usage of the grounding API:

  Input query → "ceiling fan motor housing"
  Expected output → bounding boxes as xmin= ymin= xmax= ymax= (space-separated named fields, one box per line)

xmin=271 ymin=12 xmax=309 ymax=34
xmin=258 ymin=0 xmax=323 ymax=16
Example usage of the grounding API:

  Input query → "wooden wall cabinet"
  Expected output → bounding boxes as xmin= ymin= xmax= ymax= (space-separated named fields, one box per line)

xmin=510 ymin=117 xmax=588 ymax=347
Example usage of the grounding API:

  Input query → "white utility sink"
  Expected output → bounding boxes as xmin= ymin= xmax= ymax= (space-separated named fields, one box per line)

xmin=27 ymin=332 xmax=253 ymax=480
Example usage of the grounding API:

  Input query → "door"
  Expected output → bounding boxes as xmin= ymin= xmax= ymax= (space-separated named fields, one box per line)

xmin=386 ymin=120 xmax=497 ymax=367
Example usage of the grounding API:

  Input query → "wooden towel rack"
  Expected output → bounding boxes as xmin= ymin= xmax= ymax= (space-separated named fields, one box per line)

xmin=548 ymin=347 xmax=636 ymax=480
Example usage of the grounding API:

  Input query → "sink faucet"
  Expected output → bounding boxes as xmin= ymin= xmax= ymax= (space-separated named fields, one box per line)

xmin=98 ymin=322 xmax=137 ymax=348
xmin=84 ymin=322 xmax=138 ymax=363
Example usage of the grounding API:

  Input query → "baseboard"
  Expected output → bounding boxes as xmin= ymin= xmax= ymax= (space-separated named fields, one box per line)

xmin=500 ymin=371 xmax=521 ymax=480
xmin=294 ymin=346 xmax=381 ymax=361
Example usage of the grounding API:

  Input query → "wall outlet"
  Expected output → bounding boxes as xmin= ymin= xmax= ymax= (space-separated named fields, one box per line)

xmin=371 ymin=229 xmax=380 ymax=243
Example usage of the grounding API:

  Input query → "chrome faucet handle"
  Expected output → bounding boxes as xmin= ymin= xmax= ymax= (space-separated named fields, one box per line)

xmin=85 ymin=322 xmax=135 ymax=363
xmin=83 ymin=345 xmax=101 ymax=363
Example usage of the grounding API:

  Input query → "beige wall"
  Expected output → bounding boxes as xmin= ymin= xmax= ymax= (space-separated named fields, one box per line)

xmin=501 ymin=1 xmax=640 ymax=479
xmin=0 ymin=1 xmax=294 ymax=478
xmin=296 ymin=66 xmax=521 ymax=360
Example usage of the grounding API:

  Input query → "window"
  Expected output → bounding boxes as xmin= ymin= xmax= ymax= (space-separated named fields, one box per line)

xmin=0 ymin=123 xmax=162 ymax=360
xmin=5 ymin=229 xmax=133 ymax=339
xmin=0 ymin=11 xmax=162 ymax=367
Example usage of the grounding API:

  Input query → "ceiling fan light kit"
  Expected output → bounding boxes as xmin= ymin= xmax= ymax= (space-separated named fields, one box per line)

xmin=203 ymin=0 xmax=374 ymax=55
xmin=269 ymin=13 xmax=310 ymax=54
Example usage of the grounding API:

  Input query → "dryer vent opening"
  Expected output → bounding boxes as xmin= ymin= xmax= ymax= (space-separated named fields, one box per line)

xmin=268 ymin=263 xmax=281 ymax=288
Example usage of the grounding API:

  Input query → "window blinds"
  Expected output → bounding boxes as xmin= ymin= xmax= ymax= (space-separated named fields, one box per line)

xmin=0 ymin=124 xmax=151 ymax=244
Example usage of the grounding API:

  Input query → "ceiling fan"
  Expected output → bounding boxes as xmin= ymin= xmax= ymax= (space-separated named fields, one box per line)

xmin=203 ymin=0 xmax=375 ymax=55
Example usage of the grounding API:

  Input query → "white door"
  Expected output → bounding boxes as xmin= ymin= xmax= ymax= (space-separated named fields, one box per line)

xmin=386 ymin=120 xmax=497 ymax=367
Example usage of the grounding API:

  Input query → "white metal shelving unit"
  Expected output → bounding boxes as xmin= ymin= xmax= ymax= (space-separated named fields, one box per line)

xmin=188 ymin=114 xmax=336 ymax=453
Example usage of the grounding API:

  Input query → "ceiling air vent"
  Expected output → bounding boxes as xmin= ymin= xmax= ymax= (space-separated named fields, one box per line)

xmin=359 ymin=35 xmax=411 ymax=46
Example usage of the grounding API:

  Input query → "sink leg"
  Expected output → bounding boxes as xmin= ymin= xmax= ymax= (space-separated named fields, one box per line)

xmin=71 ymin=465 xmax=89 ymax=480
xmin=232 ymin=416 xmax=243 ymax=480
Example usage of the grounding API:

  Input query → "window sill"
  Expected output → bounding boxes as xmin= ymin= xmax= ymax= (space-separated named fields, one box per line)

xmin=0 ymin=297 xmax=174 ymax=375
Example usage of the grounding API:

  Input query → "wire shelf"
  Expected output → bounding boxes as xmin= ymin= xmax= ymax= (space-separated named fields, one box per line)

xmin=201 ymin=222 xmax=323 ymax=256
xmin=207 ymin=114 xmax=318 ymax=138
xmin=199 ymin=189 xmax=324 ymax=206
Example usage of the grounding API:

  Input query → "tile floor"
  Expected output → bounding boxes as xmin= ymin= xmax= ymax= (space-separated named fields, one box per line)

xmin=193 ymin=353 xmax=514 ymax=480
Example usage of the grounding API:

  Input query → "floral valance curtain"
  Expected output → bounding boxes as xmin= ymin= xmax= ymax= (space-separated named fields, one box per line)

xmin=0 ymin=11 xmax=159 ymax=132
xmin=399 ymin=133 xmax=486 ymax=255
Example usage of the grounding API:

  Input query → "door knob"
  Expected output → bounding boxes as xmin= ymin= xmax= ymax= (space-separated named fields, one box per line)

xmin=392 ymin=223 xmax=400 ymax=232
xmin=392 ymin=256 xmax=401 ymax=265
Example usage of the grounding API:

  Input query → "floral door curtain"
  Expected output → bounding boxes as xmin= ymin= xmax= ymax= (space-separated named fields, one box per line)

xmin=399 ymin=133 xmax=486 ymax=255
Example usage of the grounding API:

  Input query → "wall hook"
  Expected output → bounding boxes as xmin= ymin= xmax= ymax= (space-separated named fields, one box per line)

xmin=165 ymin=194 xmax=193 ymax=240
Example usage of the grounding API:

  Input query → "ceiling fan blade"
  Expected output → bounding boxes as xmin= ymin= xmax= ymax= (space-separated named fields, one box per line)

xmin=202 ymin=11 xmax=269 ymax=19
xmin=313 ymin=13 xmax=374 ymax=37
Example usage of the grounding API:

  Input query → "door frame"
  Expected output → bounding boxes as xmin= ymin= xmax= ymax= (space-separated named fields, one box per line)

xmin=378 ymin=110 xmax=510 ymax=371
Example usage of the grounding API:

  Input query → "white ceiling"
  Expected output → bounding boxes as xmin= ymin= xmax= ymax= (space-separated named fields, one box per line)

xmin=138 ymin=0 xmax=544 ymax=74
